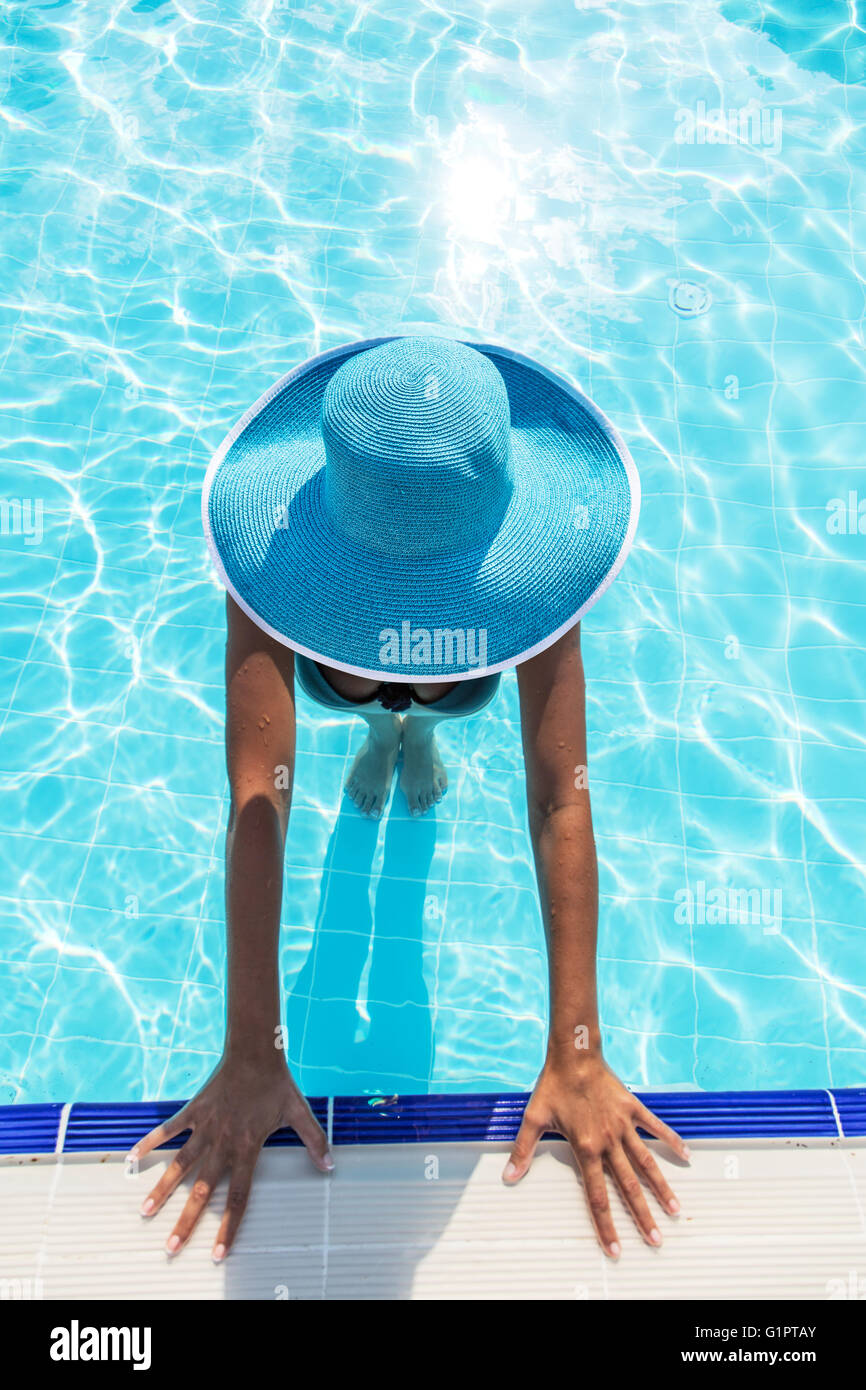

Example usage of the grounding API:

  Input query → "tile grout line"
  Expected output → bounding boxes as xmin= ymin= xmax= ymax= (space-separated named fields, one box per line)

xmin=54 ymin=1102 xmax=72 ymax=1155
xmin=33 ymin=1103 xmax=72 ymax=1296
xmin=825 ymin=1090 xmax=844 ymax=1140
xmin=322 ymin=1097 xmax=335 ymax=1300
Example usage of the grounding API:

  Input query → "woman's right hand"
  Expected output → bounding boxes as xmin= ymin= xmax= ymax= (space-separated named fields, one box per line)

xmin=129 ymin=1052 xmax=333 ymax=1262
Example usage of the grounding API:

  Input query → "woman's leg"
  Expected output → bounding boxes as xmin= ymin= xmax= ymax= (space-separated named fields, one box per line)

xmin=400 ymin=709 xmax=449 ymax=816
xmin=345 ymin=707 xmax=402 ymax=818
xmin=294 ymin=657 xmax=402 ymax=819
xmin=296 ymin=656 xmax=500 ymax=819
xmin=400 ymin=674 xmax=501 ymax=816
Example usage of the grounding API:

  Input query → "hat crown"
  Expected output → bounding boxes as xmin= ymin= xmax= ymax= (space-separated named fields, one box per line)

xmin=321 ymin=336 xmax=514 ymax=557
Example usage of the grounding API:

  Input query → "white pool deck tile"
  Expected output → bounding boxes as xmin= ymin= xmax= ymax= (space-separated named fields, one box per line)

xmin=2 ymin=1140 xmax=865 ymax=1300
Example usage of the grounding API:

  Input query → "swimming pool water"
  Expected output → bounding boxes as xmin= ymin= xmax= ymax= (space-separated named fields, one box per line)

xmin=1 ymin=0 xmax=864 ymax=1104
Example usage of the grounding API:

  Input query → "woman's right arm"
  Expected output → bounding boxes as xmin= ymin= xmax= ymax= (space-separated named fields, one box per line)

xmin=131 ymin=594 xmax=332 ymax=1261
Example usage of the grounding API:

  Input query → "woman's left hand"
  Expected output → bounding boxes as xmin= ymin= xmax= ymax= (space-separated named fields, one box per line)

xmin=502 ymin=1054 xmax=690 ymax=1258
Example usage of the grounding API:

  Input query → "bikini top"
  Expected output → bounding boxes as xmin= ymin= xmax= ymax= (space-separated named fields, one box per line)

xmin=376 ymin=682 xmax=418 ymax=713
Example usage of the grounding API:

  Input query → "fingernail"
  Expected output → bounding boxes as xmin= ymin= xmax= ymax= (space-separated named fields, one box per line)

xmin=502 ymin=1161 xmax=519 ymax=1181
xmin=668 ymin=1197 xmax=680 ymax=1214
xmin=127 ymin=1146 xmax=140 ymax=1161
xmin=608 ymin=1241 xmax=621 ymax=1259
xmin=139 ymin=1198 xmax=154 ymax=1216
xmin=212 ymin=1244 xmax=226 ymax=1263
xmin=165 ymin=1235 xmax=181 ymax=1254
xmin=682 ymin=1145 xmax=692 ymax=1161
xmin=649 ymin=1228 xmax=662 ymax=1246
xmin=322 ymin=1152 xmax=335 ymax=1171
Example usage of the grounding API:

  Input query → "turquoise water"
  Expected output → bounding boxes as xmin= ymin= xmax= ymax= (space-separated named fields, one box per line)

xmin=1 ymin=0 xmax=864 ymax=1104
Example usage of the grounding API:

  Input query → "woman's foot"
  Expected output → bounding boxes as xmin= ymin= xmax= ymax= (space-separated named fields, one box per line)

xmin=399 ymin=715 xmax=448 ymax=816
xmin=345 ymin=712 xmax=402 ymax=818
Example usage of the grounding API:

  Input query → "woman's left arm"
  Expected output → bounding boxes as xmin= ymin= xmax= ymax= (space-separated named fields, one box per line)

xmin=512 ymin=623 xmax=689 ymax=1258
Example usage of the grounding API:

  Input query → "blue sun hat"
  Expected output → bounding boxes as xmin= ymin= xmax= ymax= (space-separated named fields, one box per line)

xmin=202 ymin=334 xmax=639 ymax=682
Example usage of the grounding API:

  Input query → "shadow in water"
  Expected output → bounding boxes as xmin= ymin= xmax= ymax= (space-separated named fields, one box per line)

xmin=285 ymin=785 xmax=439 ymax=1095
xmin=226 ymin=779 xmax=488 ymax=1299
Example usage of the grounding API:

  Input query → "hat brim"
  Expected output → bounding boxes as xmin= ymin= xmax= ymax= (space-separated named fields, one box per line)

xmin=202 ymin=336 xmax=639 ymax=682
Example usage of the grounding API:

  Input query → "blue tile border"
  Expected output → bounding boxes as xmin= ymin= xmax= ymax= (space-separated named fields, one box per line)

xmin=60 ymin=1100 xmax=330 ymax=1153
xmin=0 ymin=1089 xmax=863 ymax=1154
xmin=0 ymin=1103 xmax=63 ymax=1155
xmin=830 ymin=1088 xmax=866 ymax=1137
xmin=332 ymin=1089 xmax=845 ymax=1143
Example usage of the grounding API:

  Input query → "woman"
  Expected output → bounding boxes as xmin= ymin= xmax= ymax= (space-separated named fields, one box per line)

xmin=131 ymin=334 xmax=689 ymax=1264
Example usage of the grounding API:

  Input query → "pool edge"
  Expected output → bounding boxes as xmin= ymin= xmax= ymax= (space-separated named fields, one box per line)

xmin=2 ymin=1087 xmax=864 ymax=1154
